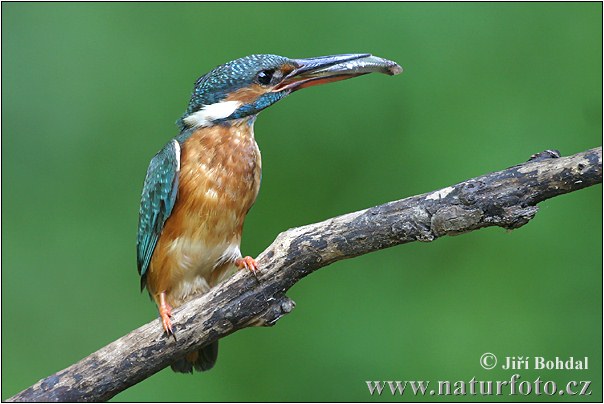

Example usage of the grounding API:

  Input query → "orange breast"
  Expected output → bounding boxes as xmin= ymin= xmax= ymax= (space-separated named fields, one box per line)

xmin=146 ymin=122 xmax=261 ymax=307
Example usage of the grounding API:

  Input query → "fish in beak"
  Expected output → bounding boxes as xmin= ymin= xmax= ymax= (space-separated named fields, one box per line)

xmin=274 ymin=53 xmax=402 ymax=92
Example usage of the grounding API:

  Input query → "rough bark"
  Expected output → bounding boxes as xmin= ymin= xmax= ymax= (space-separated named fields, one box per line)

xmin=7 ymin=146 xmax=602 ymax=402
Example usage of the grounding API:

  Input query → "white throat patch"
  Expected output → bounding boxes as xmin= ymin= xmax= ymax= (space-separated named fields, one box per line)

xmin=183 ymin=100 xmax=242 ymax=128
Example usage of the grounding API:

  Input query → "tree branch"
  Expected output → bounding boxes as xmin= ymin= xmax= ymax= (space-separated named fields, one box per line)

xmin=8 ymin=147 xmax=602 ymax=402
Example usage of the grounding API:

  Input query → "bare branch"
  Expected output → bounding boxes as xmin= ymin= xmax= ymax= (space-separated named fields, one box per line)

xmin=8 ymin=147 xmax=602 ymax=402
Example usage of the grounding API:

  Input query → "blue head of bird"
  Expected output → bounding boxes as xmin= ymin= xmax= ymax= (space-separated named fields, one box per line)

xmin=177 ymin=53 xmax=402 ymax=131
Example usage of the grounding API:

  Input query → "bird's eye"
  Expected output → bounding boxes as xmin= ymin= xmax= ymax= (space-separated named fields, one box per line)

xmin=257 ymin=69 xmax=274 ymax=86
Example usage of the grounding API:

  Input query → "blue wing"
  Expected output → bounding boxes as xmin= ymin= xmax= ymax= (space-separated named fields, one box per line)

xmin=137 ymin=139 xmax=181 ymax=289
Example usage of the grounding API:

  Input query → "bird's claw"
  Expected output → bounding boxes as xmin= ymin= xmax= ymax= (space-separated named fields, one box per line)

xmin=236 ymin=256 xmax=259 ymax=276
xmin=160 ymin=311 xmax=173 ymax=336
xmin=158 ymin=294 xmax=173 ymax=336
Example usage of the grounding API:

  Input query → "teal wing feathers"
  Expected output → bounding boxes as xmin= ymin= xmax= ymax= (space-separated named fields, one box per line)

xmin=137 ymin=139 xmax=181 ymax=290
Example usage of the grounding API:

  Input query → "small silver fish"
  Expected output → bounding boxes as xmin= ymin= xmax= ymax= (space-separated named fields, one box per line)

xmin=312 ymin=54 xmax=403 ymax=76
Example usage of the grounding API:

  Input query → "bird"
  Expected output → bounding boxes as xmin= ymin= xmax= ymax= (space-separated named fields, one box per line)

xmin=136 ymin=53 xmax=402 ymax=373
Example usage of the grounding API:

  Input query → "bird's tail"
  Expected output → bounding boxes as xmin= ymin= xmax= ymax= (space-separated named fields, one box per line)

xmin=171 ymin=341 xmax=219 ymax=373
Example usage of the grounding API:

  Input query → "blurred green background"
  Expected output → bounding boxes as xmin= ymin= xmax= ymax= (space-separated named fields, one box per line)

xmin=2 ymin=3 xmax=601 ymax=402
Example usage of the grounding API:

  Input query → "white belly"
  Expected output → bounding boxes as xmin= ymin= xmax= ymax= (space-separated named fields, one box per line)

xmin=166 ymin=237 xmax=241 ymax=306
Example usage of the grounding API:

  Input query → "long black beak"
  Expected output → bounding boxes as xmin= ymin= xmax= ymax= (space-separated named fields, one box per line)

xmin=273 ymin=53 xmax=402 ymax=92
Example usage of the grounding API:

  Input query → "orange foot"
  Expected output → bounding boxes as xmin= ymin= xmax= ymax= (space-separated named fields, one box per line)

xmin=158 ymin=292 xmax=173 ymax=335
xmin=235 ymin=256 xmax=259 ymax=276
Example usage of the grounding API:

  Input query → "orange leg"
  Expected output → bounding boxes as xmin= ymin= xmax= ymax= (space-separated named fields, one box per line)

xmin=158 ymin=292 xmax=173 ymax=335
xmin=235 ymin=256 xmax=259 ymax=275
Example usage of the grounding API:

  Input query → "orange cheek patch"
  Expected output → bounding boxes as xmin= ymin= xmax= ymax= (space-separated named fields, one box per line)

xmin=225 ymin=84 xmax=266 ymax=104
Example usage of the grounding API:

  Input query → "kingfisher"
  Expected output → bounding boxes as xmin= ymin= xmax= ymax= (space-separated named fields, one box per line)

xmin=137 ymin=53 xmax=402 ymax=373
